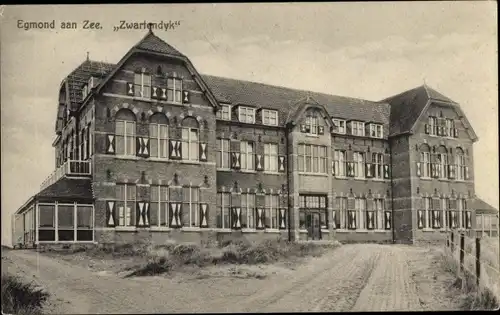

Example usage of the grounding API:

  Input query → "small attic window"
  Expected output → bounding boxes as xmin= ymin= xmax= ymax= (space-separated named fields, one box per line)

xmin=156 ymin=66 xmax=163 ymax=76
xmin=82 ymin=84 xmax=88 ymax=99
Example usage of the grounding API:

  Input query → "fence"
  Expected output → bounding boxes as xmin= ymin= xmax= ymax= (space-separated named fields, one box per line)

xmin=445 ymin=229 xmax=500 ymax=300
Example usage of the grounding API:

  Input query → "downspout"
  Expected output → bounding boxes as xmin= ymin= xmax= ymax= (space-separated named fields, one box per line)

xmin=286 ymin=124 xmax=292 ymax=242
xmin=389 ymin=137 xmax=395 ymax=244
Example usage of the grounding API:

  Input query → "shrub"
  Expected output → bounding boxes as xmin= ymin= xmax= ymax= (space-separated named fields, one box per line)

xmin=1 ymin=273 xmax=49 ymax=314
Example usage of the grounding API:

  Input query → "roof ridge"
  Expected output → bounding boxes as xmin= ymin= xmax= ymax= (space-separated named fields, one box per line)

xmin=381 ymin=85 xmax=424 ymax=102
xmin=201 ymin=74 xmax=385 ymax=105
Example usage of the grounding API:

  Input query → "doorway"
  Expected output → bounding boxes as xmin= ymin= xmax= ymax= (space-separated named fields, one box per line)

xmin=306 ymin=212 xmax=322 ymax=240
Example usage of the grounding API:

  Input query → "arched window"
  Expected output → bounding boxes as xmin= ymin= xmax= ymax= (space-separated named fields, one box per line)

xmin=419 ymin=144 xmax=431 ymax=178
xmin=181 ymin=117 xmax=199 ymax=161
xmin=149 ymin=113 xmax=168 ymax=158
xmin=455 ymin=148 xmax=466 ymax=180
xmin=436 ymin=146 xmax=448 ymax=179
xmin=115 ymin=109 xmax=136 ymax=156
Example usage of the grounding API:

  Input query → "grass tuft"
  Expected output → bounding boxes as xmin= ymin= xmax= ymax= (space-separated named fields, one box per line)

xmin=1 ymin=273 xmax=49 ymax=315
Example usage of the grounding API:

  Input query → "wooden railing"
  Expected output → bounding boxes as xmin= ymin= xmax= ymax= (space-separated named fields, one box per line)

xmin=40 ymin=160 xmax=91 ymax=190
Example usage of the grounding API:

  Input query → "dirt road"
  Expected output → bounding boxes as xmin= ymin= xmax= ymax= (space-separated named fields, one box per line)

xmin=2 ymin=244 xmax=463 ymax=313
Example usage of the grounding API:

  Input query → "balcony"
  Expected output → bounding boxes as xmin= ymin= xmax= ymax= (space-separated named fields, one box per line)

xmin=40 ymin=160 xmax=91 ymax=191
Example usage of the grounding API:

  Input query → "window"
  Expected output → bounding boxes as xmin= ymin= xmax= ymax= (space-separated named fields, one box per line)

xmin=372 ymin=153 xmax=383 ymax=179
xmin=442 ymin=197 xmax=449 ymax=229
xmin=240 ymin=141 xmax=254 ymax=171
xmin=134 ymin=72 xmax=152 ymax=99
xmin=374 ymin=199 xmax=384 ymax=230
xmin=351 ymin=121 xmax=365 ymax=136
xmin=241 ymin=193 xmax=255 ymax=229
xmin=115 ymin=110 xmax=136 ymax=156
xmin=423 ymin=197 xmax=432 ymax=229
xmin=445 ymin=119 xmax=454 ymax=137
xmin=216 ymin=104 xmax=231 ymax=120
xmin=265 ymin=194 xmax=279 ymax=229
xmin=38 ymin=205 xmax=55 ymax=241
xmin=238 ymin=107 xmax=256 ymax=124
xmin=151 ymin=185 xmax=169 ymax=226
xmin=428 ymin=116 xmax=437 ymax=135
xmin=333 ymin=150 xmax=346 ymax=177
xmin=420 ymin=151 xmax=431 ymax=178
xmin=264 ymin=143 xmax=278 ymax=172
xmin=334 ymin=197 xmax=347 ymax=229
xmin=263 ymin=110 xmax=278 ymax=126
xmin=298 ymin=144 xmax=327 ymax=174
xmin=437 ymin=152 xmax=448 ymax=179
xmin=182 ymin=127 xmax=199 ymax=161
xmin=79 ymin=129 xmax=86 ymax=160
xmin=369 ymin=124 xmax=383 ymax=138
xmin=355 ymin=198 xmax=366 ymax=229
xmin=300 ymin=195 xmax=328 ymax=230
xmin=167 ymin=77 xmax=182 ymax=103
xmin=216 ymin=139 xmax=231 ymax=169
xmin=149 ymin=116 xmax=168 ymax=159
xmin=332 ymin=119 xmax=346 ymax=134
xmin=183 ymin=187 xmax=199 ymax=227
xmin=305 ymin=114 xmax=319 ymax=135
xmin=58 ymin=204 xmax=75 ymax=241
xmin=216 ymin=192 xmax=231 ymax=229
xmin=458 ymin=198 xmax=467 ymax=229
xmin=76 ymin=205 xmax=93 ymax=241
xmin=353 ymin=152 xmax=365 ymax=178
xmin=116 ymin=184 xmax=136 ymax=226
xmin=455 ymin=149 xmax=466 ymax=180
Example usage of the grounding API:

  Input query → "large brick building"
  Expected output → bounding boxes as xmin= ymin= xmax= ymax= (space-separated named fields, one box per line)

xmin=12 ymin=30 xmax=480 ymax=247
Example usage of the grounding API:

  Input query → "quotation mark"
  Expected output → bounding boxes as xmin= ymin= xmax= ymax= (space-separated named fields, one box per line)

xmin=0 ymin=6 xmax=5 ymax=18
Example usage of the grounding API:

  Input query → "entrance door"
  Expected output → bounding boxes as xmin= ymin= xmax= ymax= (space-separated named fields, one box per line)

xmin=307 ymin=212 xmax=322 ymax=240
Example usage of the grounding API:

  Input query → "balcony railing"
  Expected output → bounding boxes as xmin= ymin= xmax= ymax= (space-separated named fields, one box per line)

xmin=40 ymin=160 xmax=91 ymax=191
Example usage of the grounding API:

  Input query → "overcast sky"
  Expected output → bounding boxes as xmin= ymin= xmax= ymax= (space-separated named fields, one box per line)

xmin=1 ymin=3 xmax=497 ymax=245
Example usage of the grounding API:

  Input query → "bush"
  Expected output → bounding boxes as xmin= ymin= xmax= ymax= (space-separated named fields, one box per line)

xmin=1 ymin=273 xmax=49 ymax=314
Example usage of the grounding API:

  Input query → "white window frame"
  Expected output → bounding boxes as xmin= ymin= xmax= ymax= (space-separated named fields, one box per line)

xmin=353 ymin=152 xmax=365 ymax=178
xmin=151 ymin=185 xmax=169 ymax=227
xmin=305 ymin=115 xmax=319 ymax=135
xmin=167 ymin=77 xmax=183 ymax=103
xmin=262 ymin=109 xmax=278 ymax=126
xmin=217 ymin=138 xmax=231 ymax=169
xmin=238 ymin=107 xmax=256 ymax=124
xmin=442 ymin=198 xmax=448 ymax=230
xmin=299 ymin=144 xmax=327 ymax=174
xmin=374 ymin=199 xmax=384 ymax=230
xmin=455 ymin=154 xmax=466 ymax=180
xmin=264 ymin=143 xmax=278 ymax=172
xmin=241 ymin=193 xmax=255 ymax=229
xmin=217 ymin=192 xmax=231 ymax=229
xmin=372 ymin=153 xmax=383 ymax=179
xmin=437 ymin=153 xmax=448 ymax=179
xmin=428 ymin=116 xmax=437 ymax=135
xmin=184 ymin=186 xmax=199 ymax=227
xmin=333 ymin=150 xmax=346 ymax=177
xmin=149 ymin=123 xmax=169 ymax=159
xmin=333 ymin=119 xmax=346 ymax=134
xmin=265 ymin=194 xmax=279 ymax=230
xmin=421 ymin=152 xmax=431 ymax=178
xmin=217 ymin=104 xmax=232 ymax=120
xmin=370 ymin=124 xmax=383 ymax=139
xmin=351 ymin=121 xmax=365 ymax=137
xmin=240 ymin=141 xmax=254 ymax=171
xmin=356 ymin=198 xmax=366 ymax=230
xmin=424 ymin=197 xmax=432 ymax=229
xmin=117 ymin=184 xmax=135 ymax=227
xmin=445 ymin=119 xmax=454 ymax=137
xmin=181 ymin=127 xmax=199 ymax=161
xmin=134 ymin=72 xmax=152 ymax=99
xmin=115 ymin=120 xmax=136 ymax=156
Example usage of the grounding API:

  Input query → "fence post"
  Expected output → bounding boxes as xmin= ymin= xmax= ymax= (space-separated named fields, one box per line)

xmin=460 ymin=232 xmax=465 ymax=274
xmin=475 ymin=237 xmax=481 ymax=287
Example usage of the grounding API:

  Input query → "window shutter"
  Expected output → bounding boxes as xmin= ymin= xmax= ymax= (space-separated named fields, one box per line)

xmin=318 ymin=126 xmax=325 ymax=135
xmin=169 ymin=203 xmax=182 ymax=228
xmin=126 ymin=82 xmax=134 ymax=96
xmin=348 ymin=210 xmax=356 ymax=230
xmin=136 ymin=137 xmax=150 ymax=158
xmin=465 ymin=166 xmax=470 ymax=180
xmin=453 ymin=128 xmax=458 ymax=138
xmin=106 ymin=134 xmax=115 ymax=154
xmin=448 ymin=164 xmax=455 ymax=179
xmin=169 ymin=140 xmax=181 ymax=159
xmin=347 ymin=122 xmax=352 ymax=135
xmin=255 ymin=154 xmax=263 ymax=171
xmin=106 ymin=201 xmax=116 ymax=227
xmin=365 ymin=163 xmax=373 ymax=178
xmin=136 ymin=201 xmax=150 ymax=227
xmin=424 ymin=124 xmax=430 ymax=134
xmin=366 ymin=200 xmax=374 ymax=230
xmin=160 ymin=88 xmax=167 ymax=100
xmin=416 ymin=162 xmax=421 ymax=177
xmin=278 ymin=209 xmax=287 ymax=229
xmin=347 ymin=162 xmax=354 ymax=177
xmin=182 ymin=90 xmax=190 ymax=104
xmin=85 ymin=128 xmax=90 ymax=159
xmin=231 ymin=207 xmax=242 ymax=229
xmin=256 ymin=208 xmax=265 ymax=230
xmin=151 ymin=86 xmax=158 ymax=99
xmin=430 ymin=163 xmax=436 ymax=178
xmin=384 ymin=211 xmax=392 ymax=230
xmin=332 ymin=210 xmax=336 ymax=229
xmin=278 ymin=156 xmax=286 ymax=172
xmin=383 ymin=164 xmax=390 ymax=179
xmin=199 ymin=143 xmax=208 ymax=162
xmin=466 ymin=211 xmax=472 ymax=229
xmin=231 ymin=152 xmax=241 ymax=169
xmin=331 ymin=161 xmax=336 ymax=176
xmin=199 ymin=203 xmax=209 ymax=228
xmin=300 ymin=124 xmax=307 ymax=133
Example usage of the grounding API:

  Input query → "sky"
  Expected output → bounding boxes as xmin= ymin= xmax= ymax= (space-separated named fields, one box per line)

xmin=1 ymin=3 xmax=498 ymax=245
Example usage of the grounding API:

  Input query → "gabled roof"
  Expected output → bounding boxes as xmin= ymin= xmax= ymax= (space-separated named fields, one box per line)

xmin=474 ymin=198 xmax=498 ymax=214
xmin=201 ymin=74 xmax=390 ymax=128
xmin=135 ymin=32 xmax=184 ymax=57
xmin=383 ymin=84 xmax=461 ymax=137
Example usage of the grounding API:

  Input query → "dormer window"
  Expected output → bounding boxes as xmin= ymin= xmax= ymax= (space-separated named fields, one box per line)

xmin=305 ymin=114 xmax=319 ymax=135
xmin=332 ymin=118 xmax=346 ymax=134
xmin=88 ymin=76 xmax=95 ymax=89
xmin=238 ymin=106 xmax=255 ymax=124
xmin=369 ymin=124 xmax=383 ymax=139
xmin=263 ymin=109 xmax=278 ymax=126
xmin=82 ymin=84 xmax=88 ymax=100
xmin=167 ymin=77 xmax=182 ymax=103
xmin=216 ymin=104 xmax=232 ymax=120
xmin=350 ymin=121 xmax=365 ymax=137
xmin=134 ymin=72 xmax=152 ymax=99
